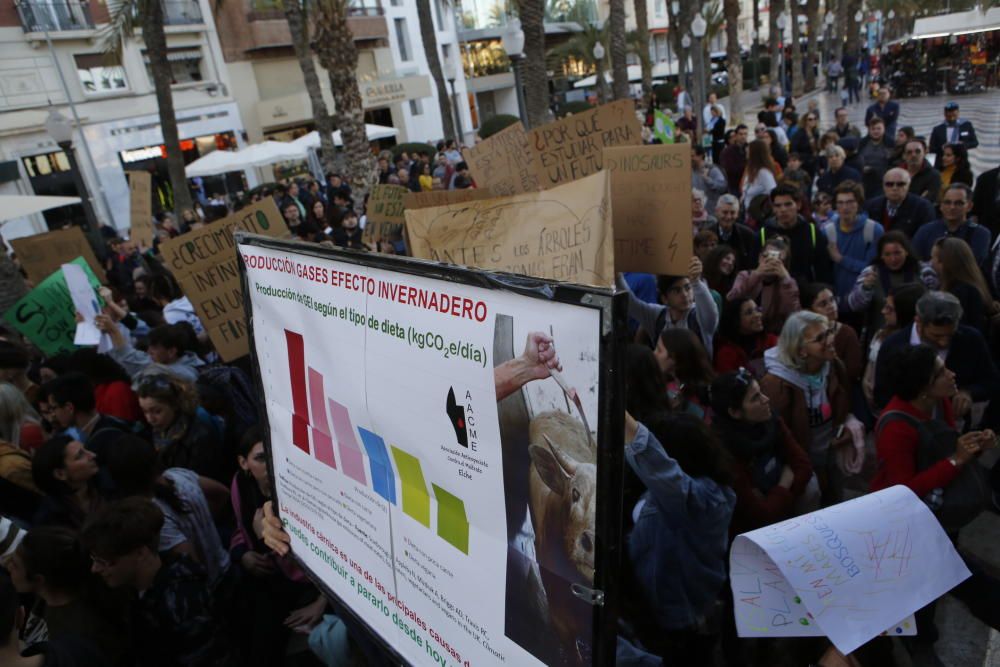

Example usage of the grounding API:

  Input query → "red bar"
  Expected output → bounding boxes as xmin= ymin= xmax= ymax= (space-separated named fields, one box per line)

xmin=285 ymin=330 xmax=310 ymax=454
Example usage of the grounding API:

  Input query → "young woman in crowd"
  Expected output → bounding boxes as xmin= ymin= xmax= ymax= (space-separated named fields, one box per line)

xmin=862 ymin=283 xmax=927 ymax=410
xmin=741 ymin=140 xmax=778 ymax=215
xmin=713 ymin=297 xmax=778 ymax=377
xmin=306 ymin=199 xmax=329 ymax=236
xmin=939 ymin=143 xmax=974 ymax=192
xmin=710 ymin=369 xmax=816 ymax=536
xmin=790 ymin=111 xmax=820 ymax=178
xmin=136 ymin=374 xmax=229 ymax=484
xmin=702 ymin=244 xmax=737 ymax=298
xmin=31 ymin=435 xmax=105 ymax=528
xmin=801 ymin=282 xmax=864 ymax=383
xmin=657 ymin=328 xmax=715 ymax=421
xmin=625 ymin=344 xmax=669 ymax=421
xmin=762 ymin=311 xmax=851 ymax=504
xmin=727 ymin=237 xmax=800 ymax=335
xmin=846 ymin=231 xmax=937 ymax=345
xmin=931 ymin=237 xmax=993 ymax=336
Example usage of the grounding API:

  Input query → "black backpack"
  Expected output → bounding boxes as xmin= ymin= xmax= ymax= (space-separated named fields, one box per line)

xmin=875 ymin=410 xmax=991 ymax=532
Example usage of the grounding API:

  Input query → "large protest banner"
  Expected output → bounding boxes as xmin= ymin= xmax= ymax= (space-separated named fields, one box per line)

xmin=128 ymin=171 xmax=155 ymax=249
xmin=158 ymin=198 xmax=286 ymax=361
xmin=462 ymin=122 xmax=540 ymax=196
xmin=4 ymin=257 xmax=101 ymax=357
xmin=362 ymin=184 xmax=408 ymax=246
xmin=405 ymin=170 xmax=614 ymax=287
xmin=11 ymin=227 xmax=104 ymax=286
xmin=604 ymin=144 xmax=692 ymax=274
xmin=402 ymin=188 xmax=495 ymax=210
xmin=528 ymin=99 xmax=641 ymax=189
xmin=238 ymin=236 xmax=623 ymax=666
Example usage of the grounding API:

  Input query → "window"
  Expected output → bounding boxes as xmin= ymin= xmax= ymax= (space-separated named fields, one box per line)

xmin=74 ymin=53 xmax=128 ymax=94
xmin=21 ymin=151 xmax=72 ymax=178
xmin=143 ymin=47 xmax=203 ymax=86
xmin=394 ymin=18 xmax=411 ymax=61
xmin=655 ymin=0 xmax=666 ymax=18
xmin=442 ymin=43 xmax=452 ymax=72
xmin=409 ymin=99 xmax=423 ymax=115
xmin=390 ymin=0 xmax=402 ymax=5
xmin=434 ymin=0 xmax=444 ymax=28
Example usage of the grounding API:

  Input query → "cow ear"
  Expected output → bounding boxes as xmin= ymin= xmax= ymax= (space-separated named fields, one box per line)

xmin=530 ymin=444 xmax=570 ymax=496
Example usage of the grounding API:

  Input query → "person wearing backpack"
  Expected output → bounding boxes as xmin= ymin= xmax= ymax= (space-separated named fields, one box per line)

xmin=824 ymin=181 xmax=883 ymax=299
xmin=872 ymin=343 xmax=1000 ymax=654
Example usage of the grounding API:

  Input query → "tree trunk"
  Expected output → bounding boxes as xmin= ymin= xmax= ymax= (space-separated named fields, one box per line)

xmin=284 ymin=0 xmax=337 ymax=176
xmin=834 ymin=0 xmax=847 ymax=62
xmin=608 ymin=0 xmax=629 ymax=100
xmin=804 ymin=0 xmax=819 ymax=91
xmin=751 ymin=0 xmax=760 ymax=89
xmin=416 ymin=0 xmax=457 ymax=143
xmin=768 ymin=0 xmax=783 ymax=86
xmin=142 ymin=0 xmax=193 ymax=217
xmin=314 ymin=0 xmax=374 ymax=215
xmin=632 ymin=0 xmax=652 ymax=104
xmin=518 ymin=0 xmax=548 ymax=127
xmin=671 ymin=0 xmax=689 ymax=105
xmin=790 ymin=7 xmax=803 ymax=96
xmin=723 ymin=0 xmax=743 ymax=124
xmin=844 ymin=0 xmax=862 ymax=56
xmin=0 ymin=248 xmax=27 ymax=315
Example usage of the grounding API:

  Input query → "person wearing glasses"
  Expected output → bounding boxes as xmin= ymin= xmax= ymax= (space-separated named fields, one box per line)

xmin=761 ymin=311 xmax=851 ymax=504
xmin=900 ymin=138 xmax=941 ymax=204
xmin=912 ymin=183 xmax=991 ymax=265
xmin=863 ymin=167 xmax=935 ymax=239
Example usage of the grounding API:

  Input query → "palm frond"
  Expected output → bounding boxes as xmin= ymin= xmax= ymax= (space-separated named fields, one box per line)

xmin=98 ymin=0 xmax=139 ymax=58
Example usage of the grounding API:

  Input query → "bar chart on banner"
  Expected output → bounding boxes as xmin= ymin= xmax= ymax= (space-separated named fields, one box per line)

xmin=283 ymin=329 xmax=470 ymax=554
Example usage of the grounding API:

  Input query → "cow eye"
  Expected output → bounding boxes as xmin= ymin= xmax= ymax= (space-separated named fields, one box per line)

xmin=571 ymin=488 xmax=580 ymax=503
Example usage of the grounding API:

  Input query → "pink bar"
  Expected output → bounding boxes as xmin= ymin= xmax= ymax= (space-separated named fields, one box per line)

xmin=328 ymin=399 xmax=367 ymax=485
xmin=307 ymin=368 xmax=336 ymax=470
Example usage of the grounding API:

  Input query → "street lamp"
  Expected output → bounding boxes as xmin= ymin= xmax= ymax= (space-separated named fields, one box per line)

xmin=443 ymin=49 xmax=464 ymax=146
xmin=44 ymin=108 xmax=104 ymax=258
xmin=592 ymin=41 xmax=607 ymax=103
xmin=501 ymin=18 xmax=527 ymax=126
xmin=776 ymin=12 xmax=788 ymax=93
xmin=854 ymin=10 xmax=863 ymax=22
xmin=691 ymin=12 xmax=707 ymax=129
xmin=751 ymin=29 xmax=759 ymax=90
xmin=670 ymin=1 xmax=679 ymax=15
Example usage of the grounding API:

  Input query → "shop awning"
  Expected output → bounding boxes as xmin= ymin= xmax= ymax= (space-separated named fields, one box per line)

xmin=289 ymin=124 xmax=399 ymax=152
xmin=185 ymin=140 xmax=306 ymax=178
xmin=910 ymin=7 xmax=1000 ymax=40
xmin=0 ymin=195 xmax=81 ymax=223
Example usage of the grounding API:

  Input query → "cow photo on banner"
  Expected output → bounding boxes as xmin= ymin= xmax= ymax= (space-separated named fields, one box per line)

xmin=237 ymin=235 xmax=624 ymax=666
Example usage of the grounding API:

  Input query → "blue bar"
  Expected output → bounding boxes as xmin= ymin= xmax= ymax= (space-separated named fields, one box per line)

xmin=358 ymin=427 xmax=396 ymax=505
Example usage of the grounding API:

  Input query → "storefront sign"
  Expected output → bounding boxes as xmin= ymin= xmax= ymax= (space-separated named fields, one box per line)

xmin=360 ymin=75 xmax=431 ymax=109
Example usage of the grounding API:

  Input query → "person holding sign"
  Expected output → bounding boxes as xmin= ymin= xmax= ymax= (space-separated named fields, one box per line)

xmin=616 ymin=257 xmax=719 ymax=360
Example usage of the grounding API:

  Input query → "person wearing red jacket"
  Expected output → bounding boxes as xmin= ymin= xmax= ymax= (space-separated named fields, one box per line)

xmin=710 ymin=369 xmax=817 ymax=537
xmin=714 ymin=297 xmax=778 ymax=378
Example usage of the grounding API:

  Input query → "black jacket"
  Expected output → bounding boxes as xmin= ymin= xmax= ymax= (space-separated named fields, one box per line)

xmin=873 ymin=324 xmax=1000 ymax=410
xmin=705 ymin=221 xmax=759 ymax=272
xmin=973 ymin=167 xmax=1000 ymax=238
xmin=929 ymin=120 xmax=979 ymax=163
xmin=759 ymin=215 xmax=832 ymax=285
xmin=908 ymin=162 xmax=942 ymax=204
xmin=864 ymin=193 xmax=935 ymax=239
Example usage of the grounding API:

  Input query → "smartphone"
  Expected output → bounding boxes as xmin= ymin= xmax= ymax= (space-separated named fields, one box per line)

xmin=764 ymin=249 xmax=781 ymax=260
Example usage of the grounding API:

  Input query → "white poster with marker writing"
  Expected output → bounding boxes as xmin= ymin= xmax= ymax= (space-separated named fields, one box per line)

xmin=730 ymin=485 xmax=970 ymax=654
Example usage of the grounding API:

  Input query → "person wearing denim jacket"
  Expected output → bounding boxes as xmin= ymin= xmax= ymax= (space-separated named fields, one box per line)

xmin=622 ymin=412 xmax=736 ymax=660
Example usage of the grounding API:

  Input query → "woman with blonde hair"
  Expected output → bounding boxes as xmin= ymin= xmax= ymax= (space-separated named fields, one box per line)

xmin=0 ymin=383 xmax=41 ymax=495
xmin=931 ymin=237 xmax=995 ymax=335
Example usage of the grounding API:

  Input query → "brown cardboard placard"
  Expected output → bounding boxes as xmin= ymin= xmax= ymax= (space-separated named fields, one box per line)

xmin=362 ymin=184 xmax=408 ymax=246
xmin=128 ymin=171 xmax=155 ymax=249
xmin=158 ymin=198 xmax=287 ymax=361
xmin=528 ymin=99 xmax=641 ymax=189
xmin=11 ymin=227 xmax=104 ymax=286
xmin=462 ymin=121 xmax=540 ymax=196
xmin=405 ymin=170 xmax=614 ymax=287
xmin=402 ymin=188 xmax=496 ymax=210
xmin=604 ymin=144 xmax=692 ymax=274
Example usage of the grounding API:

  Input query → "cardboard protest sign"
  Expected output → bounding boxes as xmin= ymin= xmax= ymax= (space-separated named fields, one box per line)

xmin=528 ymin=99 xmax=641 ymax=189
xmin=362 ymin=184 xmax=407 ymax=245
xmin=604 ymin=144 xmax=692 ymax=274
xmin=730 ymin=485 xmax=970 ymax=654
xmin=158 ymin=198 xmax=287 ymax=361
xmin=402 ymin=188 xmax=495 ymax=210
xmin=128 ymin=171 xmax=155 ymax=249
xmin=3 ymin=257 xmax=101 ymax=357
xmin=462 ymin=122 xmax=540 ymax=196
xmin=405 ymin=170 xmax=614 ymax=287
xmin=11 ymin=227 xmax=103 ymax=286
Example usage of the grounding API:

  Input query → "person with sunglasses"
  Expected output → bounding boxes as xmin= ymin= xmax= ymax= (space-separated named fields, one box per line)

xmin=710 ymin=369 xmax=816 ymax=537
xmin=761 ymin=311 xmax=851 ymax=504
xmin=863 ymin=167 xmax=935 ymax=239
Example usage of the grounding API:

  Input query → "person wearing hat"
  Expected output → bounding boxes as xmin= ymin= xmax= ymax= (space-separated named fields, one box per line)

xmin=929 ymin=102 xmax=979 ymax=165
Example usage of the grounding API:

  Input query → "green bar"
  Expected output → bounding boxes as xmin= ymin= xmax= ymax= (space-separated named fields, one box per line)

xmin=391 ymin=446 xmax=430 ymax=527
xmin=432 ymin=484 xmax=469 ymax=554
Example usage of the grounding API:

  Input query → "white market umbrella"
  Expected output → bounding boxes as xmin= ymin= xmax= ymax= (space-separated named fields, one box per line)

xmin=290 ymin=124 xmax=400 ymax=151
xmin=0 ymin=195 xmax=82 ymax=223
xmin=237 ymin=140 xmax=307 ymax=167
xmin=185 ymin=149 xmax=242 ymax=178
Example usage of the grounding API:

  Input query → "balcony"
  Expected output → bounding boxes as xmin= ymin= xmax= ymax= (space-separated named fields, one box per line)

xmin=162 ymin=0 xmax=203 ymax=25
xmin=14 ymin=0 xmax=94 ymax=33
xmin=245 ymin=0 xmax=386 ymax=50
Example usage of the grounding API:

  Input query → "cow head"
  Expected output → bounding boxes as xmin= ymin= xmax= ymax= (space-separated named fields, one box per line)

xmin=529 ymin=434 xmax=596 ymax=583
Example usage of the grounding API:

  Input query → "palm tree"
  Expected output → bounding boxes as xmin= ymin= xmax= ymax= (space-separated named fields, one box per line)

xmin=416 ymin=0 xmax=457 ymax=143
xmin=790 ymin=8 xmax=803 ymax=96
xmin=844 ymin=0 xmax=862 ymax=56
xmin=670 ymin=0 xmax=690 ymax=104
xmin=723 ymin=0 xmax=743 ymax=123
xmin=768 ymin=0 xmax=783 ymax=86
xmin=632 ymin=0 xmax=652 ymax=104
xmin=804 ymin=0 xmax=819 ymax=91
xmin=313 ymin=0 xmax=374 ymax=213
xmin=103 ymin=0 xmax=194 ymax=217
xmin=548 ymin=19 xmax=609 ymax=101
xmin=283 ymin=0 xmax=338 ymax=176
xmin=0 ymin=248 xmax=27 ymax=315
xmin=516 ymin=0 xmax=549 ymax=127
xmin=608 ymin=0 xmax=629 ymax=99
xmin=833 ymin=0 xmax=847 ymax=61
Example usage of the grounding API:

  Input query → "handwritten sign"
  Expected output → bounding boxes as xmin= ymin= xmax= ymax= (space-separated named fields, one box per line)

xmin=128 ymin=171 xmax=155 ymax=249
xmin=730 ymin=485 xmax=970 ymax=654
xmin=362 ymin=184 xmax=407 ymax=245
xmin=11 ymin=227 xmax=104 ymax=286
xmin=405 ymin=170 xmax=614 ymax=287
xmin=463 ymin=122 xmax=540 ymax=196
xmin=3 ymin=257 xmax=101 ymax=357
xmin=528 ymin=99 xmax=641 ymax=189
xmin=158 ymin=198 xmax=287 ymax=361
xmin=604 ymin=144 xmax=692 ymax=274
xmin=402 ymin=188 xmax=495 ymax=210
